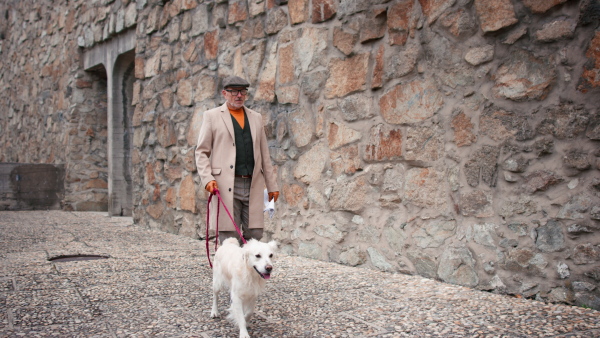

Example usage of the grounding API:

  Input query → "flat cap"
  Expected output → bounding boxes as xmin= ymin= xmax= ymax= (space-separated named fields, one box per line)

xmin=222 ymin=75 xmax=250 ymax=88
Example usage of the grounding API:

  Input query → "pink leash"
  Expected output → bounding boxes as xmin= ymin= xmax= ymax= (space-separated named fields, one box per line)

xmin=205 ymin=189 xmax=246 ymax=268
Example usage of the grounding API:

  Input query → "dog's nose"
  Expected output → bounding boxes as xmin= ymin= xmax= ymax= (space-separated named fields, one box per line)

xmin=265 ymin=265 xmax=272 ymax=272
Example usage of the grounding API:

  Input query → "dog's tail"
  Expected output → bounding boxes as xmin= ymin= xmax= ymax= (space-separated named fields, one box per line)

xmin=223 ymin=237 xmax=240 ymax=246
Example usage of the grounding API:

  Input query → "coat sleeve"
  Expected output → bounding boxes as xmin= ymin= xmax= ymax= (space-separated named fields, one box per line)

xmin=258 ymin=120 xmax=279 ymax=193
xmin=195 ymin=111 xmax=214 ymax=189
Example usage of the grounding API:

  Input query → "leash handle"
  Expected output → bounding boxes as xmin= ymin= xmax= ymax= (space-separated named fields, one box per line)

xmin=206 ymin=193 xmax=214 ymax=268
xmin=205 ymin=188 xmax=247 ymax=269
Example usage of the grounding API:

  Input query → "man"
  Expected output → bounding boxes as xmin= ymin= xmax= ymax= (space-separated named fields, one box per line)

xmin=195 ymin=75 xmax=279 ymax=243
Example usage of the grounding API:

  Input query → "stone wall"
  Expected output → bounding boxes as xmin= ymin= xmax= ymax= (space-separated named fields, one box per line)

xmin=1 ymin=0 xmax=600 ymax=309
xmin=0 ymin=0 xmax=138 ymax=211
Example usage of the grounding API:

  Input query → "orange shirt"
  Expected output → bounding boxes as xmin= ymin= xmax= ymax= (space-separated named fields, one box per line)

xmin=229 ymin=107 xmax=245 ymax=129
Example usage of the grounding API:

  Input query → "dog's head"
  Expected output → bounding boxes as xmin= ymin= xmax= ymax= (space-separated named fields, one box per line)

xmin=243 ymin=239 xmax=278 ymax=280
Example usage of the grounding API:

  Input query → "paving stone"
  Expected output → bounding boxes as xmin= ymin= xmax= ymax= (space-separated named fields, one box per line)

xmin=1 ymin=211 xmax=599 ymax=337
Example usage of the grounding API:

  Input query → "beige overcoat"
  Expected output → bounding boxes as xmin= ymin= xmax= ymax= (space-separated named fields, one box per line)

xmin=195 ymin=103 xmax=278 ymax=232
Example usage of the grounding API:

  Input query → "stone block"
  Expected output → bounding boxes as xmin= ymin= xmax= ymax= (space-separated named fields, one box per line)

xmin=580 ymin=31 xmax=600 ymax=91
xmin=480 ymin=106 xmax=534 ymax=142
xmin=296 ymin=27 xmax=328 ymax=73
xmin=244 ymin=40 xmax=267 ymax=84
xmin=503 ymin=156 xmax=529 ymax=173
xmin=298 ymin=242 xmax=322 ymax=259
xmin=563 ymin=151 xmax=592 ymax=171
xmin=407 ymin=251 xmax=438 ymax=278
xmin=475 ymin=0 xmax=518 ymax=32
xmin=572 ymin=243 xmax=600 ymax=265
xmin=315 ymin=223 xmax=345 ymax=243
xmin=537 ymin=103 xmax=590 ymax=139
xmin=503 ymin=248 xmax=547 ymax=275
xmin=228 ymin=0 xmax=248 ymax=25
xmin=363 ymin=124 xmax=402 ymax=162
xmin=156 ymin=115 xmax=177 ymax=148
xmin=333 ymin=27 xmax=357 ymax=56
xmin=176 ymin=79 xmax=193 ymax=106
xmin=492 ymin=49 xmax=556 ymax=101
xmin=404 ymin=125 xmax=444 ymax=162
xmin=522 ymin=0 xmax=569 ymax=13
xmin=459 ymin=190 xmax=493 ymax=218
xmin=125 ymin=2 xmax=137 ymax=28
xmin=330 ymin=145 xmax=361 ymax=176
xmin=536 ymin=219 xmax=565 ymax=253
xmin=558 ymin=194 xmax=594 ymax=220
xmin=191 ymin=5 xmax=209 ymax=36
xmin=194 ymin=75 xmax=217 ymax=103
xmin=438 ymin=246 xmax=478 ymax=287
xmin=249 ymin=0 xmax=266 ymax=17
xmin=451 ymin=110 xmax=476 ymax=147
xmin=535 ymin=19 xmax=576 ymax=42
xmin=254 ymin=42 xmax=278 ymax=102
xmin=367 ymin=247 xmax=394 ymax=272
xmin=288 ymin=108 xmax=314 ymax=147
xmin=419 ymin=0 xmax=456 ymax=25
xmin=146 ymin=202 xmax=165 ymax=219
xmin=204 ymin=30 xmax=219 ymax=60
xmin=283 ymin=183 xmax=304 ymax=207
xmin=388 ymin=0 xmax=418 ymax=33
xmin=265 ymin=7 xmax=288 ymax=35
xmin=413 ymin=219 xmax=456 ymax=249
xmin=464 ymin=45 xmax=494 ymax=66
xmin=339 ymin=247 xmax=366 ymax=266
xmin=464 ymin=145 xmax=500 ymax=187
xmin=289 ymin=0 xmax=308 ymax=24
xmin=524 ymin=171 xmax=563 ymax=193
xmin=379 ymin=78 xmax=443 ymax=124
xmin=179 ymin=174 xmax=196 ymax=213
xmin=324 ymin=54 xmax=369 ymax=98
xmin=384 ymin=43 xmax=419 ymax=82
xmin=329 ymin=176 xmax=373 ymax=212
xmin=439 ymin=8 xmax=476 ymax=38
xmin=372 ymin=44 xmax=385 ymax=89
xmin=312 ymin=0 xmax=336 ymax=23
xmin=278 ymin=43 xmax=296 ymax=85
xmin=327 ymin=121 xmax=361 ymax=150
xmin=301 ymin=70 xmax=328 ymax=102
xmin=293 ymin=142 xmax=328 ymax=184
xmin=144 ymin=50 xmax=161 ymax=78
xmin=404 ymin=168 xmax=448 ymax=212
xmin=360 ymin=8 xmax=387 ymax=43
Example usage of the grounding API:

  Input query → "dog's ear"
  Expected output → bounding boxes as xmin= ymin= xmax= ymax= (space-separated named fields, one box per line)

xmin=268 ymin=240 xmax=278 ymax=252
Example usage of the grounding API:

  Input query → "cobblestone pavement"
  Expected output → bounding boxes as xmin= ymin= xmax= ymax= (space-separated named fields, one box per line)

xmin=1 ymin=211 xmax=599 ymax=337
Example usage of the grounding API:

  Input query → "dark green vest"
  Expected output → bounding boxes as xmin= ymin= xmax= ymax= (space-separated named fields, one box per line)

xmin=231 ymin=111 xmax=254 ymax=176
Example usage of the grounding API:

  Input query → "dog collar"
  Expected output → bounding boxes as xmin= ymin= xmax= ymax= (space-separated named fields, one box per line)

xmin=253 ymin=266 xmax=271 ymax=280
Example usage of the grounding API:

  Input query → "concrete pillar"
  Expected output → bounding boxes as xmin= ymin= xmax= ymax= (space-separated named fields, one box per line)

xmin=83 ymin=29 xmax=136 ymax=216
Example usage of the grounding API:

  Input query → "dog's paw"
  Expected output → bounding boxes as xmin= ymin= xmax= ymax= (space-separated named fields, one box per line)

xmin=239 ymin=333 xmax=250 ymax=338
xmin=210 ymin=311 xmax=220 ymax=318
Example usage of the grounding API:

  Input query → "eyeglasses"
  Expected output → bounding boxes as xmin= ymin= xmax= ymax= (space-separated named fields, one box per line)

xmin=225 ymin=89 xmax=248 ymax=96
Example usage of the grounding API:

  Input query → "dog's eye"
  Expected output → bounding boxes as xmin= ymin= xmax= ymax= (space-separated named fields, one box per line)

xmin=269 ymin=254 xmax=273 ymax=258
xmin=255 ymin=254 xmax=261 ymax=258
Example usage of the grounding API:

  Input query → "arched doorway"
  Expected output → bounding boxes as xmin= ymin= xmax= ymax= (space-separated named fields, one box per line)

xmin=82 ymin=30 xmax=136 ymax=216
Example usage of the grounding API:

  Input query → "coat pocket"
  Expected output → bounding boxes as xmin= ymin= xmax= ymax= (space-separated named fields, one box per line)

xmin=212 ymin=168 xmax=222 ymax=175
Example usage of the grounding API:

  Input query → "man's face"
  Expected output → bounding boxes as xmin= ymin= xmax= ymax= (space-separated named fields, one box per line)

xmin=222 ymin=86 xmax=248 ymax=109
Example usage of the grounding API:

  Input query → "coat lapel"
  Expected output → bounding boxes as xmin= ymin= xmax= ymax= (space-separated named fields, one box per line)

xmin=246 ymin=106 xmax=258 ymax=146
xmin=219 ymin=103 xmax=235 ymax=141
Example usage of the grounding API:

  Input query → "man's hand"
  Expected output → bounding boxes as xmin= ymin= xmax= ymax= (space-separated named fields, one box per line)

xmin=268 ymin=191 xmax=279 ymax=202
xmin=205 ymin=180 xmax=218 ymax=194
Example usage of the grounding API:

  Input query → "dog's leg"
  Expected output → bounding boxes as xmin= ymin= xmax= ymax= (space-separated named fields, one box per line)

xmin=229 ymin=293 xmax=250 ymax=338
xmin=243 ymin=297 xmax=257 ymax=323
xmin=210 ymin=273 xmax=220 ymax=318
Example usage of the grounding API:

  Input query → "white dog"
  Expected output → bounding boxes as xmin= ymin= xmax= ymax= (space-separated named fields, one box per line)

xmin=210 ymin=237 xmax=278 ymax=338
